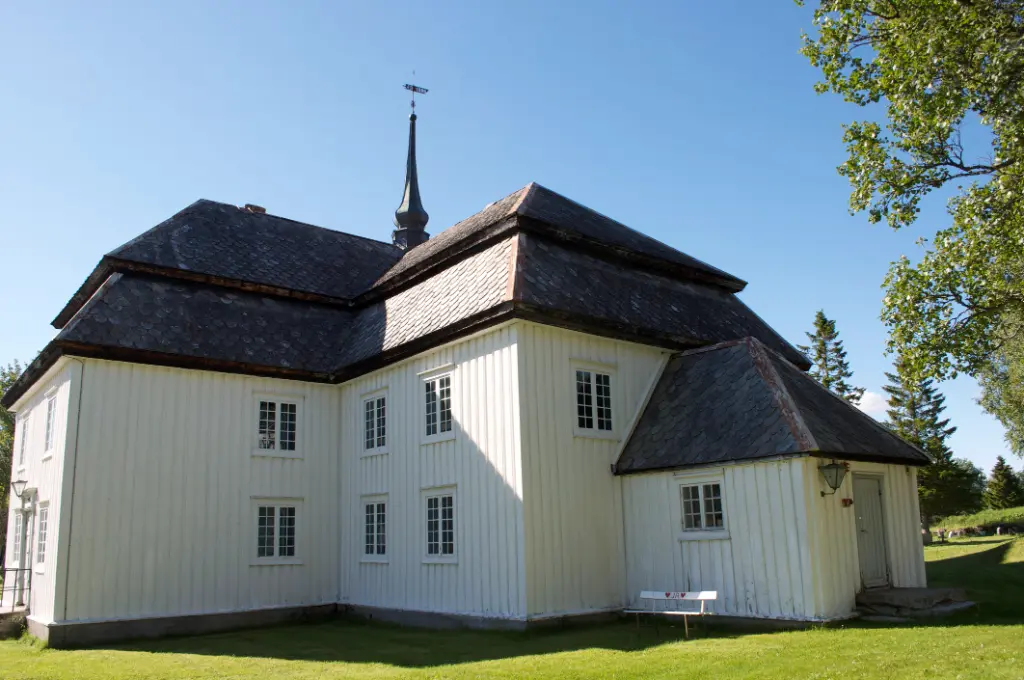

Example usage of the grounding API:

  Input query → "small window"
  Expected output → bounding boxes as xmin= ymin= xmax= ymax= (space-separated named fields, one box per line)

xmin=574 ymin=367 xmax=614 ymax=434
xmin=363 ymin=394 xmax=387 ymax=453
xmin=363 ymin=500 xmax=387 ymax=558
xmin=423 ymin=373 xmax=453 ymax=441
xmin=254 ymin=502 xmax=299 ymax=561
xmin=680 ymin=482 xmax=725 ymax=531
xmin=36 ymin=504 xmax=49 ymax=566
xmin=44 ymin=396 xmax=56 ymax=452
xmin=255 ymin=397 xmax=300 ymax=455
xmin=425 ymin=491 xmax=455 ymax=558
xmin=18 ymin=414 xmax=28 ymax=466
xmin=12 ymin=513 xmax=23 ymax=562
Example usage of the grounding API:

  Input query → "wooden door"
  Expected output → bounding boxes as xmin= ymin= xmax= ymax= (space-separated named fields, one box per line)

xmin=854 ymin=475 xmax=889 ymax=588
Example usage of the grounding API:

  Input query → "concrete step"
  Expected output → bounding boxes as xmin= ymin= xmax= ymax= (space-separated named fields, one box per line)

xmin=856 ymin=588 xmax=974 ymax=619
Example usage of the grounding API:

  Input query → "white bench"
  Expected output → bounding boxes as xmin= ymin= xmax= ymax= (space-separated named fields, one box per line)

xmin=624 ymin=590 xmax=717 ymax=638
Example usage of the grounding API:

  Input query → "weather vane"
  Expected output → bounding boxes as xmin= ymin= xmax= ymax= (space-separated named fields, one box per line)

xmin=404 ymin=82 xmax=428 ymax=113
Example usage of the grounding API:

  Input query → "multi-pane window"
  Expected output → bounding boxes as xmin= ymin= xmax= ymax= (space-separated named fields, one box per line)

xmin=424 ymin=375 xmax=452 ymax=438
xmin=426 ymin=493 xmax=455 ymax=557
xmin=18 ymin=415 xmax=27 ymax=466
xmin=364 ymin=396 xmax=387 ymax=451
xmin=36 ymin=505 xmax=49 ymax=565
xmin=256 ymin=504 xmax=297 ymax=559
xmin=576 ymin=370 xmax=613 ymax=431
xmin=680 ymin=482 xmax=725 ymax=531
xmin=12 ymin=513 xmax=22 ymax=562
xmin=257 ymin=399 xmax=298 ymax=453
xmin=44 ymin=396 xmax=56 ymax=452
xmin=364 ymin=501 xmax=387 ymax=556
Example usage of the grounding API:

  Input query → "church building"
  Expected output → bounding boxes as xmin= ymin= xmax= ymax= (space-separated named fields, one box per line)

xmin=2 ymin=101 xmax=930 ymax=647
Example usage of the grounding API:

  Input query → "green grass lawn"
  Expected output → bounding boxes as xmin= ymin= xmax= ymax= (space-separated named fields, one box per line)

xmin=933 ymin=505 xmax=1024 ymax=532
xmin=2 ymin=539 xmax=1022 ymax=679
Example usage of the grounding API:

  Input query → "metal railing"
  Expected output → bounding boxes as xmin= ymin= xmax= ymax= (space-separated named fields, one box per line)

xmin=0 ymin=567 xmax=31 ymax=614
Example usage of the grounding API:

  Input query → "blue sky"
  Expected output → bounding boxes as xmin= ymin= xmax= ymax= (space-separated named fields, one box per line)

xmin=0 ymin=0 xmax=1016 ymax=474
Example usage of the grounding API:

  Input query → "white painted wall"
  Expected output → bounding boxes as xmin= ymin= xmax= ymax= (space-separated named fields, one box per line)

xmin=2 ymin=359 xmax=81 ymax=625
xmin=517 ymin=322 xmax=667 ymax=619
xmin=805 ymin=459 xmax=926 ymax=619
xmin=63 ymin=360 xmax=343 ymax=623
xmin=622 ymin=458 xmax=817 ymax=620
xmin=338 ymin=323 xmax=526 ymax=620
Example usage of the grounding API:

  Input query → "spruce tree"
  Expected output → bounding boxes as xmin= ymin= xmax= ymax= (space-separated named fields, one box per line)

xmin=798 ymin=310 xmax=864 ymax=405
xmin=883 ymin=355 xmax=983 ymax=522
xmin=984 ymin=456 xmax=1024 ymax=510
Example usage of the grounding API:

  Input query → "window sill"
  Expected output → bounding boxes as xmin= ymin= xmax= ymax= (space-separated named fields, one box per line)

xmin=40 ymin=454 xmax=53 ymax=462
xmin=250 ymin=558 xmax=304 ymax=567
xmin=360 ymin=556 xmax=389 ymax=564
xmin=422 ymin=556 xmax=458 ymax=565
xmin=360 ymin=448 xmax=389 ymax=459
xmin=251 ymin=449 xmax=303 ymax=460
xmin=422 ymin=432 xmax=456 ymax=446
xmin=34 ymin=565 xmax=45 ymax=575
xmin=572 ymin=429 xmax=619 ymax=441
xmin=678 ymin=530 xmax=730 ymax=542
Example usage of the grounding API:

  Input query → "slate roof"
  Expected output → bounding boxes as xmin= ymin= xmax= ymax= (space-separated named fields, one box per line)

xmin=616 ymin=338 xmax=930 ymax=474
xmin=5 ymin=183 xmax=807 ymax=408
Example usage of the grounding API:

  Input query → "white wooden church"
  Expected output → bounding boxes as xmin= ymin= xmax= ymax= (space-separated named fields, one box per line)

xmin=2 ymin=107 xmax=929 ymax=647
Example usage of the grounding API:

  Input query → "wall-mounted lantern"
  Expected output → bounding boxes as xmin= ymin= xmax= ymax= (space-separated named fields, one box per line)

xmin=11 ymin=479 xmax=28 ymax=499
xmin=818 ymin=460 xmax=848 ymax=497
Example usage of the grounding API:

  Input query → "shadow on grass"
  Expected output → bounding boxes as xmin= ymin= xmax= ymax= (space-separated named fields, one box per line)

xmin=101 ymin=617 xmax=719 ymax=668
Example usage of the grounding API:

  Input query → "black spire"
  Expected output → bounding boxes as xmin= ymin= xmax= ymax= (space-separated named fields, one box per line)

xmin=393 ymin=84 xmax=430 ymax=249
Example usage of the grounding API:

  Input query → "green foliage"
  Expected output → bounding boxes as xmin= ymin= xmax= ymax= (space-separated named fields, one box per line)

xmin=883 ymin=353 xmax=983 ymax=519
xmin=984 ymin=456 xmax=1024 ymax=509
xmin=933 ymin=505 xmax=1024 ymax=531
xmin=797 ymin=310 xmax=864 ymax=404
xmin=0 ymin=361 xmax=24 ymax=563
xmin=978 ymin=315 xmax=1024 ymax=456
xmin=799 ymin=1 xmax=1024 ymax=390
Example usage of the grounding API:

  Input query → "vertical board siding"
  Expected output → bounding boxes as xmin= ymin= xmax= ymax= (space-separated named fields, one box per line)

xmin=65 ymin=361 xmax=342 ymax=623
xmin=1 ymin=361 xmax=78 ymax=623
xmin=339 ymin=324 xmax=525 ymax=619
xmin=806 ymin=459 xmax=927 ymax=619
xmin=622 ymin=459 xmax=814 ymax=620
xmin=518 ymin=322 xmax=667 ymax=618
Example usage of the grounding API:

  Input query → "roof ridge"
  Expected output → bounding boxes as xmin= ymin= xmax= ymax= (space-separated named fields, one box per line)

xmin=745 ymin=337 xmax=818 ymax=451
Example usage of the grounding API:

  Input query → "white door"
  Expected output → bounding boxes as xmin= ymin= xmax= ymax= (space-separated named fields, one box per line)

xmin=854 ymin=475 xmax=889 ymax=588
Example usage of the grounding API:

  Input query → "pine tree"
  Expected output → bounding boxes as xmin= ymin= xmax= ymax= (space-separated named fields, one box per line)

xmin=983 ymin=456 xmax=1024 ymax=510
xmin=883 ymin=354 xmax=983 ymax=523
xmin=797 ymin=310 xmax=864 ymax=405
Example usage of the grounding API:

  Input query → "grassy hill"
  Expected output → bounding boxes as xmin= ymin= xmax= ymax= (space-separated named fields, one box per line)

xmin=933 ymin=506 xmax=1024 ymax=532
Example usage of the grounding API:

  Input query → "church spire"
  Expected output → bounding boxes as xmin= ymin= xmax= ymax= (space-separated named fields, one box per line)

xmin=393 ymin=83 xmax=429 ymax=250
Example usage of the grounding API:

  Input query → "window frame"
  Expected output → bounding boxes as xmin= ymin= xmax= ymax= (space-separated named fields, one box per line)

xmin=422 ymin=486 xmax=457 ymax=564
xmin=250 ymin=498 xmax=303 ymax=565
xmin=252 ymin=393 xmax=304 ymax=459
xmin=35 ymin=503 xmax=49 ymax=573
xmin=17 ymin=413 xmax=28 ymax=470
xmin=361 ymin=494 xmax=389 ymax=563
xmin=675 ymin=472 xmax=729 ymax=541
xmin=43 ymin=393 xmax=57 ymax=457
xmin=11 ymin=512 xmax=23 ymax=566
xmin=360 ymin=389 xmax=389 ymax=457
xmin=571 ymin=361 xmax=618 ymax=440
xmin=420 ymin=366 xmax=456 ymax=445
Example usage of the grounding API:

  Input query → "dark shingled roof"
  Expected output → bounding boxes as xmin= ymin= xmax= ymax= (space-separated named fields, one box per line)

xmin=616 ymin=338 xmax=930 ymax=474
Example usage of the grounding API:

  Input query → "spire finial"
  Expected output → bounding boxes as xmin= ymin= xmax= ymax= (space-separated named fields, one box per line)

xmin=393 ymin=82 xmax=430 ymax=250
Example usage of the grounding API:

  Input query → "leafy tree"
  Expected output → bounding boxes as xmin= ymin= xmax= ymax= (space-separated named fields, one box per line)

xmin=977 ymin=313 xmax=1024 ymax=456
xmin=0 ymin=361 xmax=24 ymax=564
xmin=798 ymin=1 xmax=1024 ymax=419
xmin=984 ymin=456 xmax=1024 ymax=509
xmin=798 ymin=310 xmax=865 ymax=404
xmin=883 ymin=355 xmax=983 ymax=521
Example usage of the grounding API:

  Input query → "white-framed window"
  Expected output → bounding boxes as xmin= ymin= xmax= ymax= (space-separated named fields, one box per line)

xmin=422 ymin=367 xmax=454 ymax=443
xmin=251 ymin=499 xmax=302 ymax=564
xmin=362 ymin=391 xmax=388 ymax=455
xmin=43 ymin=395 xmax=56 ymax=453
xmin=17 ymin=414 xmax=28 ymax=467
xmin=678 ymin=477 xmax=728 ymax=540
xmin=362 ymin=496 xmax=387 ymax=562
xmin=424 ymin=488 xmax=456 ymax=562
xmin=12 ymin=512 xmax=23 ymax=563
xmin=36 ymin=504 xmax=49 ymax=570
xmin=572 ymin=364 xmax=615 ymax=437
xmin=253 ymin=395 xmax=301 ymax=457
